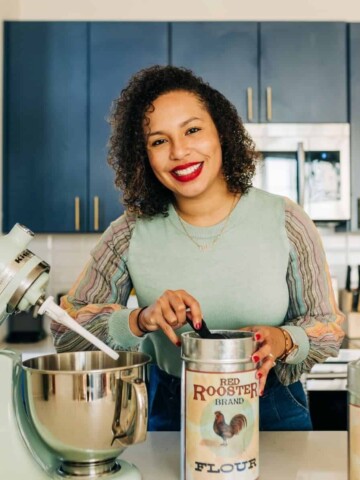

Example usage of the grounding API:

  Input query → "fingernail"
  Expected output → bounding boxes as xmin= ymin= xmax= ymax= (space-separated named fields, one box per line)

xmin=252 ymin=355 xmax=260 ymax=363
xmin=260 ymin=390 xmax=264 ymax=396
xmin=255 ymin=333 xmax=261 ymax=341
xmin=176 ymin=341 xmax=182 ymax=347
xmin=194 ymin=323 xmax=201 ymax=330
xmin=257 ymin=371 xmax=263 ymax=379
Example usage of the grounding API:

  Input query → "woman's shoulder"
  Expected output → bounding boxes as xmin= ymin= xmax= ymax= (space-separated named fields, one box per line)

xmin=110 ymin=209 xmax=138 ymax=233
xmin=247 ymin=187 xmax=287 ymax=219
xmin=250 ymin=188 xmax=311 ymax=221
xmin=91 ymin=210 xmax=139 ymax=259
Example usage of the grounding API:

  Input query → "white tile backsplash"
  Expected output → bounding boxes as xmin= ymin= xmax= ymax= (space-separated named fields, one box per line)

xmin=29 ymin=234 xmax=101 ymax=297
xmin=25 ymin=231 xmax=360 ymax=298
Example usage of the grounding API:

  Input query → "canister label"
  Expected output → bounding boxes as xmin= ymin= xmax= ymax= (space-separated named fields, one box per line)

xmin=184 ymin=368 xmax=259 ymax=480
xmin=350 ymin=403 xmax=360 ymax=480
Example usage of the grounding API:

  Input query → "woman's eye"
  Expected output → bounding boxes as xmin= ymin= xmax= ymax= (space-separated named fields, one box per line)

xmin=186 ymin=127 xmax=200 ymax=135
xmin=151 ymin=138 xmax=166 ymax=147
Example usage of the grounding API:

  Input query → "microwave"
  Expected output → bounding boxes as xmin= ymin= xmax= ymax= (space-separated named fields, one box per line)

xmin=245 ymin=124 xmax=350 ymax=223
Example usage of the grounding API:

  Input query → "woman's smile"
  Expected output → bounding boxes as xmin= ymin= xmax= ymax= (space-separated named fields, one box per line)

xmin=170 ymin=161 xmax=204 ymax=182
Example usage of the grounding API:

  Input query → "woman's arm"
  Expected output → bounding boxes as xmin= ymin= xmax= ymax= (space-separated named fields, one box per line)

xmin=51 ymin=211 xmax=141 ymax=353
xmin=275 ymin=197 xmax=345 ymax=385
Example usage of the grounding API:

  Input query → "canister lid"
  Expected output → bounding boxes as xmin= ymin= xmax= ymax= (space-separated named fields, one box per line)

xmin=181 ymin=331 xmax=255 ymax=364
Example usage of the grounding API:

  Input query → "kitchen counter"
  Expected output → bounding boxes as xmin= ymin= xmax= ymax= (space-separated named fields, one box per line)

xmin=122 ymin=431 xmax=347 ymax=479
xmin=0 ymin=334 xmax=56 ymax=359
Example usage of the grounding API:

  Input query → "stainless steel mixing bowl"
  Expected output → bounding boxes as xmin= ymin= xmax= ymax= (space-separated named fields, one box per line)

xmin=22 ymin=350 xmax=151 ymax=477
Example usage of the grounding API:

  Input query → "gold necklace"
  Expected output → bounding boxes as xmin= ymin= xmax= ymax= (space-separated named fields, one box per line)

xmin=175 ymin=195 xmax=238 ymax=252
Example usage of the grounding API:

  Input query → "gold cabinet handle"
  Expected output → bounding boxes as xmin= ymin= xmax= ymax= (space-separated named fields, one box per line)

xmin=74 ymin=197 xmax=80 ymax=231
xmin=247 ymin=87 xmax=253 ymax=122
xmin=266 ymin=86 xmax=272 ymax=121
xmin=94 ymin=196 xmax=100 ymax=231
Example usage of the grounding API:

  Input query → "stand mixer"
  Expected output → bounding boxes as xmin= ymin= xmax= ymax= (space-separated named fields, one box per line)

xmin=0 ymin=224 xmax=150 ymax=479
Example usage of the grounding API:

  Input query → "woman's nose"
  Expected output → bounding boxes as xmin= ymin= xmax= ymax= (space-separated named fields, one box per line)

xmin=169 ymin=137 xmax=190 ymax=160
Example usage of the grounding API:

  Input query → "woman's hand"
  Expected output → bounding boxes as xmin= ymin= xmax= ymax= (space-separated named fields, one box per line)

xmin=129 ymin=289 xmax=202 ymax=346
xmin=242 ymin=326 xmax=287 ymax=395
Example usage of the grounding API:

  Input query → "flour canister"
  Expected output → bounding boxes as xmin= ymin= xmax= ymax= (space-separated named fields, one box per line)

xmin=181 ymin=331 xmax=259 ymax=480
xmin=348 ymin=359 xmax=360 ymax=479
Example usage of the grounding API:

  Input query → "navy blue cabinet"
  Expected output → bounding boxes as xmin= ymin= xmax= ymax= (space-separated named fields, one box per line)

xmin=4 ymin=22 xmax=169 ymax=233
xmin=349 ymin=24 xmax=360 ymax=230
xmin=171 ymin=22 xmax=259 ymax=122
xmin=3 ymin=22 xmax=88 ymax=233
xmin=171 ymin=22 xmax=347 ymax=123
xmin=89 ymin=22 xmax=168 ymax=232
xmin=260 ymin=22 xmax=347 ymax=123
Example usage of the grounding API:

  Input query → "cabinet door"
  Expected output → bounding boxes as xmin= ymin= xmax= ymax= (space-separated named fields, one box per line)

xmin=171 ymin=22 xmax=259 ymax=122
xmin=3 ymin=22 xmax=88 ymax=233
xmin=349 ymin=24 xmax=360 ymax=231
xmin=89 ymin=22 xmax=168 ymax=232
xmin=260 ymin=22 xmax=347 ymax=123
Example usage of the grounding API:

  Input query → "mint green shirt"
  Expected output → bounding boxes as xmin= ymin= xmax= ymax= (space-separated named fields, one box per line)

xmin=52 ymin=188 xmax=345 ymax=385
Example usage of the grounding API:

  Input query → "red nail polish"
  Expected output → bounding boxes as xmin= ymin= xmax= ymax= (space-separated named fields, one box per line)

xmin=257 ymin=372 xmax=263 ymax=379
xmin=252 ymin=355 xmax=260 ymax=363
xmin=176 ymin=341 xmax=182 ymax=347
xmin=260 ymin=390 xmax=264 ymax=396
xmin=255 ymin=333 xmax=261 ymax=341
xmin=195 ymin=323 xmax=201 ymax=330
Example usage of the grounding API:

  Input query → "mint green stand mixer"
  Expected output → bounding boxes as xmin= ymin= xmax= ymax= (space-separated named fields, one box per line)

xmin=0 ymin=224 xmax=150 ymax=479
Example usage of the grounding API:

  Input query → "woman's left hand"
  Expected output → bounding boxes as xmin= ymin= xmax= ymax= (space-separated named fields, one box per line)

xmin=242 ymin=326 xmax=286 ymax=396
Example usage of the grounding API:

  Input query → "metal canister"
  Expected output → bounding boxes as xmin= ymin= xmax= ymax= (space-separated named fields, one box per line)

xmin=181 ymin=331 xmax=259 ymax=480
xmin=348 ymin=359 xmax=360 ymax=479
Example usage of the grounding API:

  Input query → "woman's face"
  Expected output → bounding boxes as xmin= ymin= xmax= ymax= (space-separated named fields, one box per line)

xmin=144 ymin=90 xmax=225 ymax=202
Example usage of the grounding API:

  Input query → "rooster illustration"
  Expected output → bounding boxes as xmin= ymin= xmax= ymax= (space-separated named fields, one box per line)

xmin=213 ymin=411 xmax=247 ymax=446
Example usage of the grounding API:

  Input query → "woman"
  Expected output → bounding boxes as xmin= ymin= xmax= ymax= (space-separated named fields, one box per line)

xmin=51 ymin=65 xmax=344 ymax=431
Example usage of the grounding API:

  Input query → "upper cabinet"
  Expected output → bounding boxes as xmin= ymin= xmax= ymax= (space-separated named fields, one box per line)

xmin=3 ymin=22 xmax=169 ymax=233
xmin=259 ymin=22 xmax=348 ymax=123
xmin=171 ymin=22 xmax=348 ymax=123
xmin=3 ymin=22 xmax=88 ymax=233
xmin=89 ymin=22 xmax=168 ymax=232
xmin=171 ymin=22 xmax=259 ymax=122
xmin=3 ymin=21 xmax=352 ymax=233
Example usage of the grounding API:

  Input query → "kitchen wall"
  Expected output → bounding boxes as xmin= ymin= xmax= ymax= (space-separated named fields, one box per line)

xmin=2 ymin=0 xmax=360 ymax=339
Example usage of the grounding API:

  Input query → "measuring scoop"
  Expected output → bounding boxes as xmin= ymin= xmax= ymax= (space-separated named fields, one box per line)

xmin=186 ymin=316 xmax=230 ymax=339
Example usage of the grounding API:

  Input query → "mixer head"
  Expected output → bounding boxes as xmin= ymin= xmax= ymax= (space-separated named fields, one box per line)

xmin=0 ymin=224 xmax=50 ymax=325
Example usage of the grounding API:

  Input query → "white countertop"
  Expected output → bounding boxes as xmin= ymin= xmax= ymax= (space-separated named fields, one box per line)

xmin=122 ymin=431 xmax=347 ymax=480
xmin=0 ymin=334 xmax=56 ymax=359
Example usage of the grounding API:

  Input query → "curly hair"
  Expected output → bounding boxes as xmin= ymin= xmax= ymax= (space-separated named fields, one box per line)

xmin=108 ymin=65 xmax=259 ymax=217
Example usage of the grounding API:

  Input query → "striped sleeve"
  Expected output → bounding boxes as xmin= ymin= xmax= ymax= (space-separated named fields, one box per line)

xmin=275 ymin=197 xmax=345 ymax=385
xmin=51 ymin=211 xmax=142 ymax=353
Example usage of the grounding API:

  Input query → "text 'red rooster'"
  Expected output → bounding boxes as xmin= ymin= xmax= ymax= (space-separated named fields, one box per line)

xmin=213 ymin=411 xmax=247 ymax=446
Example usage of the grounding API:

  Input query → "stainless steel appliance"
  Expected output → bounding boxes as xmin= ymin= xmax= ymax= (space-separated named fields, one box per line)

xmin=0 ymin=350 xmax=150 ymax=479
xmin=246 ymin=124 xmax=350 ymax=223
xmin=0 ymin=224 xmax=150 ymax=479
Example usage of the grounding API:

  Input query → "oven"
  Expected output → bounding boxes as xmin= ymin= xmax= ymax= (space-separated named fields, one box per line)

xmin=303 ymin=349 xmax=360 ymax=431
xmin=245 ymin=124 xmax=350 ymax=224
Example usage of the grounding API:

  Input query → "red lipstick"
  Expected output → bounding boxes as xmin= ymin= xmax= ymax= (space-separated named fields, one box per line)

xmin=170 ymin=162 xmax=203 ymax=183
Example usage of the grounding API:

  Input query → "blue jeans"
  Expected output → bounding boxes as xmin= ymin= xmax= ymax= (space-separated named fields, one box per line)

xmin=147 ymin=365 xmax=312 ymax=432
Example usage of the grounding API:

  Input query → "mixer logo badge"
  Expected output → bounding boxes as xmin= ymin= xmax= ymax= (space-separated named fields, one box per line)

xmin=14 ymin=250 xmax=33 ymax=264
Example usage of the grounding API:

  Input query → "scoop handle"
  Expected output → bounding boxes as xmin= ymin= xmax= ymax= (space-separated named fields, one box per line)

xmin=186 ymin=316 xmax=213 ymax=339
